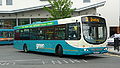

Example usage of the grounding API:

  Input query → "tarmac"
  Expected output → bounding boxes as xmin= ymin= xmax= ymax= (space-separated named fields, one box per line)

xmin=107 ymin=46 xmax=120 ymax=55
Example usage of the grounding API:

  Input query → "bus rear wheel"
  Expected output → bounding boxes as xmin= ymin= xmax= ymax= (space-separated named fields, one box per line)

xmin=55 ymin=45 xmax=63 ymax=57
xmin=23 ymin=45 xmax=28 ymax=53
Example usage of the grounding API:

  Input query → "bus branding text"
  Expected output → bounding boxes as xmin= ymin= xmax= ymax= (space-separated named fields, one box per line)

xmin=36 ymin=44 xmax=45 ymax=49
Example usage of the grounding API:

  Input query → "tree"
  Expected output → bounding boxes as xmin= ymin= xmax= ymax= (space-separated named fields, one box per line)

xmin=44 ymin=0 xmax=75 ymax=20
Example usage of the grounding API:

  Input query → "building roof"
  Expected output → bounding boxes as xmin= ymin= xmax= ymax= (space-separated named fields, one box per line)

xmin=75 ymin=1 xmax=106 ymax=11
xmin=0 ymin=1 xmax=106 ymax=13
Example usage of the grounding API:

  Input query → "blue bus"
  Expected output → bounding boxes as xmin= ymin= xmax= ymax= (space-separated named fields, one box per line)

xmin=14 ymin=15 xmax=108 ymax=57
xmin=0 ymin=29 xmax=14 ymax=45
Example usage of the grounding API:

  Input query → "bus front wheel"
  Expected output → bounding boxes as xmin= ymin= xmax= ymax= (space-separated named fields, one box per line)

xmin=55 ymin=45 xmax=63 ymax=57
xmin=23 ymin=45 xmax=28 ymax=53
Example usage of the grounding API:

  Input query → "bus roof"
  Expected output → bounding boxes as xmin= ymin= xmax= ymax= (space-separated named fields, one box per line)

xmin=14 ymin=16 xmax=83 ymax=30
xmin=14 ymin=20 xmax=58 ymax=29
xmin=14 ymin=15 xmax=103 ymax=30
xmin=0 ymin=29 xmax=14 ymax=31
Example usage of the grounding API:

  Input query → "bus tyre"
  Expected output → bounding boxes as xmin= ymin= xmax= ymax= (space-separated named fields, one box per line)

xmin=23 ymin=45 xmax=28 ymax=53
xmin=56 ymin=46 xmax=63 ymax=57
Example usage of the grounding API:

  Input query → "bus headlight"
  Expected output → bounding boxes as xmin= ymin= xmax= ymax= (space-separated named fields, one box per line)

xmin=84 ymin=49 xmax=88 ymax=51
xmin=104 ymin=48 xmax=108 ymax=50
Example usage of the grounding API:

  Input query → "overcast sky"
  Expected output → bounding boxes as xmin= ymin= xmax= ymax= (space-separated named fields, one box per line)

xmin=97 ymin=0 xmax=119 ymax=26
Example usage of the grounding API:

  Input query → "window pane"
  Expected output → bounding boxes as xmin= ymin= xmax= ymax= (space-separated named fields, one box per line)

xmin=30 ymin=28 xmax=38 ymax=40
xmin=83 ymin=0 xmax=90 ymax=3
xmin=0 ymin=0 xmax=2 ymax=5
xmin=67 ymin=23 xmax=80 ymax=40
xmin=45 ymin=26 xmax=54 ymax=40
xmin=0 ymin=19 xmax=16 ymax=29
xmin=18 ymin=19 xmax=29 ymax=25
xmin=23 ymin=29 xmax=30 ymax=40
xmin=37 ymin=28 xmax=45 ymax=40
xmin=6 ymin=0 xmax=12 ymax=5
xmin=55 ymin=25 xmax=66 ymax=40
xmin=15 ymin=30 xmax=20 ymax=40
xmin=20 ymin=30 xmax=24 ymax=40
xmin=31 ymin=18 xmax=48 ymax=23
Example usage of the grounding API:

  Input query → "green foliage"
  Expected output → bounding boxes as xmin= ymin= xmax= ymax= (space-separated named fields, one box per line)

xmin=44 ymin=0 xmax=75 ymax=20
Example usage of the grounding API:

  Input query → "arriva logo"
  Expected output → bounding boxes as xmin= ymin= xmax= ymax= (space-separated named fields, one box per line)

xmin=36 ymin=44 xmax=44 ymax=49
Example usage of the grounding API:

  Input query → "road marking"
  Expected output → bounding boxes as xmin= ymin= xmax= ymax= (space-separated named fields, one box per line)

xmin=117 ymin=56 xmax=120 ymax=57
xmin=42 ymin=61 xmax=45 ymax=64
xmin=74 ymin=60 xmax=81 ymax=63
xmin=12 ymin=62 xmax=15 ymax=65
xmin=82 ymin=59 xmax=87 ymax=63
xmin=63 ymin=60 xmax=69 ymax=63
xmin=69 ymin=59 xmax=75 ymax=63
xmin=0 ymin=63 xmax=5 ymax=65
xmin=14 ymin=59 xmax=41 ymax=61
xmin=104 ymin=53 xmax=120 ymax=57
xmin=51 ymin=60 xmax=56 ymax=64
xmin=6 ymin=62 xmax=9 ymax=65
xmin=57 ymin=60 xmax=62 ymax=64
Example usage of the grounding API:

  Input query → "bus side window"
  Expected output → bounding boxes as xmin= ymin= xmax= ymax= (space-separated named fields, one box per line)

xmin=45 ymin=26 xmax=54 ymax=40
xmin=30 ymin=28 xmax=37 ymax=40
xmin=15 ymin=30 xmax=20 ymax=40
xmin=38 ymin=28 xmax=45 ymax=40
xmin=23 ymin=29 xmax=30 ymax=40
xmin=67 ymin=22 xmax=80 ymax=40
xmin=20 ymin=30 xmax=24 ymax=40
xmin=54 ymin=25 xmax=66 ymax=40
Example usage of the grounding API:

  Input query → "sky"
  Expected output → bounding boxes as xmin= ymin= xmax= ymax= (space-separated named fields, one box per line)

xmin=97 ymin=0 xmax=119 ymax=27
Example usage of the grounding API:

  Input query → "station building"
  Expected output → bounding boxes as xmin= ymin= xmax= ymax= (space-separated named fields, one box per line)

xmin=0 ymin=0 xmax=119 ymax=37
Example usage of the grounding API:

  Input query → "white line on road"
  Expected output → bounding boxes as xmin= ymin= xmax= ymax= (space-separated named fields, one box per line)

xmin=14 ymin=59 xmax=41 ymax=61
xmin=42 ymin=61 xmax=45 ymax=64
xmin=69 ymin=59 xmax=75 ymax=63
xmin=0 ymin=63 xmax=6 ymax=66
xmin=63 ymin=60 xmax=69 ymax=63
xmin=0 ymin=59 xmax=42 ymax=62
xmin=74 ymin=60 xmax=81 ymax=63
xmin=12 ymin=62 xmax=16 ymax=65
xmin=6 ymin=62 xmax=9 ymax=65
xmin=82 ymin=59 xmax=88 ymax=63
xmin=57 ymin=60 xmax=62 ymax=64
xmin=51 ymin=60 xmax=56 ymax=64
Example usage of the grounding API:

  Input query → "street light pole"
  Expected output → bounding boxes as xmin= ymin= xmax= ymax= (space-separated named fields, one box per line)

xmin=118 ymin=16 xmax=120 ymax=33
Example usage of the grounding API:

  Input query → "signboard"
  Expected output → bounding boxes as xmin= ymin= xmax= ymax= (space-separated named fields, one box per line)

xmin=81 ymin=16 xmax=105 ymax=23
xmin=15 ymin=21 xmax=58 ymax=29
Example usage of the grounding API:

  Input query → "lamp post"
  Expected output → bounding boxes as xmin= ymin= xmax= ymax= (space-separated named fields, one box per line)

xmin=118 ymin=16 xmax=120 ymax=33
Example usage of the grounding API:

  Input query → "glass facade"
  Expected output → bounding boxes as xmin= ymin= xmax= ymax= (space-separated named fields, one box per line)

xmin=31 ymin=18 xmax=48 ymax=23
xmin=0 ymin=18 xmax=48 ymax=29
xmin=0 ymin=19 xmax=16 ymax=29
xmin=6 ymin=0 xmax=13 ymax=5
xmin=83 ymin=0 xmax=91 ymax=3
xmin=18 ymin=19 xmax=30 ymax=25
xmin=0 ymin=0 xmax=2 ymax=5
xmin=0 ymin=31 xmax=14 ymax=38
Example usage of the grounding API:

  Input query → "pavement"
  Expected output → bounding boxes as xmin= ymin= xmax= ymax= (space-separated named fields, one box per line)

xmin=107 ymin=46 xmax=120 ymax=55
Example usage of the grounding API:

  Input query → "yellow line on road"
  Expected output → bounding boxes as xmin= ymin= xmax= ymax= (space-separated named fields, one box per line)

xmin=104 ymin=53 xmax=120 ymax=57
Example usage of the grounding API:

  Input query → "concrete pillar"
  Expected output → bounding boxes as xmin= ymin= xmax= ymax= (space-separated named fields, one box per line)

xmin=29 ymin=18 xmax=32 ymax=24
xmin=16 ymin=18 xmax=18 ymax=26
